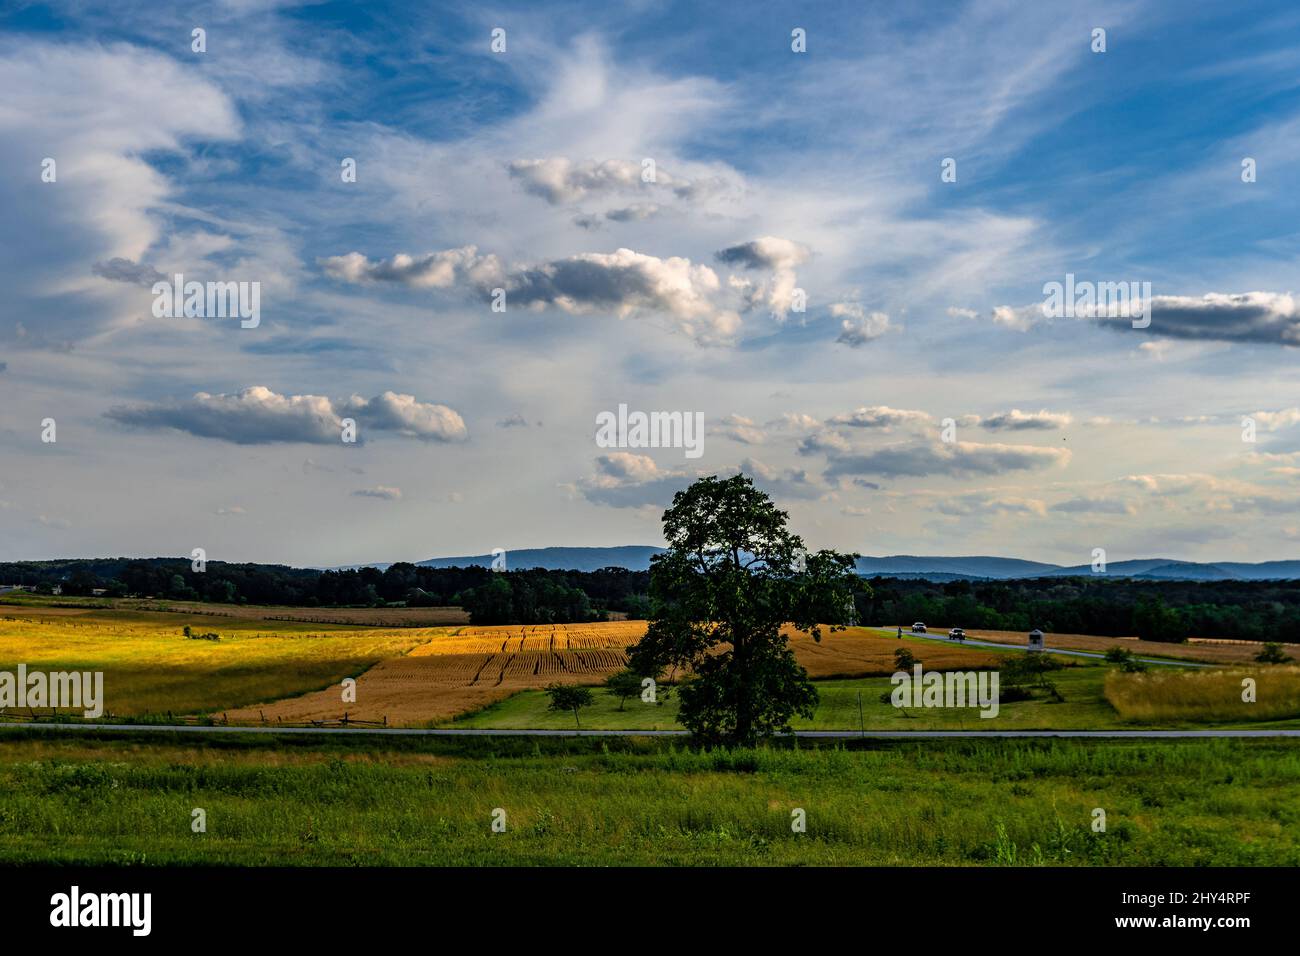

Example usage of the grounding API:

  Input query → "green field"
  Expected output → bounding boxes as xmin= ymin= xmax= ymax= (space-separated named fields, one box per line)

xmin=450 ymin=663 xmax=1300 ymax=732
xmin=0 ymin=731 xmax=1296 ymax=866
xmin=0 ymin=604 xmax=431 ymax=716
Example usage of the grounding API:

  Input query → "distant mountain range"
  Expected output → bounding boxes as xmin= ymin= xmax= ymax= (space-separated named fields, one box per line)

xmin=387 ymin=548 xmax=1300 ymax=581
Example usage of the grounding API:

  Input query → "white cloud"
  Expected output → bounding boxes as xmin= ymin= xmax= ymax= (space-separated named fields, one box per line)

xmin=977 ymin=409 xmax=1072 ymax=431
xmin=353 ymin=486 xmax=402 ymax=501
xmin=106 ymin=386 xmax=467 ymax=445
xmin=832 ymin=303 xmax=893 ymax=346
xmin=826 ymin=406 xmax=932 ymax=430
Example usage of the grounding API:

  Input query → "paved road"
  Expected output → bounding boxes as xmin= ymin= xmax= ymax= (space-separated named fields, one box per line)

xmin=888 ymin=627 xmax=1211 ymax=668
xmin=0 ymin=722 xmax=1296 ymax=738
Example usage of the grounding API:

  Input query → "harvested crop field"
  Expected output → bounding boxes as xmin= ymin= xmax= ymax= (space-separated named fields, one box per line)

xmin=228 ymin=623 xmax=1000 ymax=727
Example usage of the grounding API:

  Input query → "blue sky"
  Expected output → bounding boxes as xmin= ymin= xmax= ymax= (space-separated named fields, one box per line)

xmin=2 ymin=0 xmax=1300 ymax=567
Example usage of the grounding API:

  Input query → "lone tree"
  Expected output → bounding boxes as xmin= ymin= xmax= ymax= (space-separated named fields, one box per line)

xmin=545 ymin=683 xmax=594 ymax=728
xmin=603 ymin=669 xmax=645 ymax=711
xmin=629 ymin=474 xmax=861 ymax=747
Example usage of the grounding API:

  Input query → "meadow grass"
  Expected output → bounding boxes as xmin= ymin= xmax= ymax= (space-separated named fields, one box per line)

xmin=0 ymin=612 xmax=434 ymax=716
xmin=1105 ymin=666 xmax=1300 ymax=723
xmin=0 ymin=731 xmax=1295 ymax=866
xmin=450 ymin=664 xmax=1300 ymax=731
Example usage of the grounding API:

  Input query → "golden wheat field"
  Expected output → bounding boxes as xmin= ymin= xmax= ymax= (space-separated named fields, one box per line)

xmin=228 ymin=622 xmax=1001 ymax=727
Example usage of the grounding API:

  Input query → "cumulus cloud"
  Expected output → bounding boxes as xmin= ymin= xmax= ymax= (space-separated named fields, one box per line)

xmin=318 ymin=247 xmax=502 ymax=289
xmin=990 ymin=304 xmax=1043 ymax=331
xmin=503 ymin=247 xmax=741 ymax=345
xmin=822 ymin=440 xmax=1070 ymax=479
xmin=987 ymin=291 xmax=1300 ymax=345
xmin=797 ymin=430 xmax=853 ymax=456
xmin=1111 ymin=292 xmax=1300 ymax=345
xmin=1050 ymin=496 xmax=1136 ymax=515
xmin=714 ymin=414 xmax=766 ymax=445
xmin=768 ymin=412 xmax=820 ymax=432
xmin=826 ymin=406 xmax=932 ymax=430
xmin=715 ymin=236 xmax=809 ymax=272
xmin=605 ymin=203 xmax=660 ymax=222
xmin=735 ymin=457 xmax=824 ymax=499
xmin=321 ymin=244 xmax=741 ymax=345
xmin=976 ymin=409 xmax=1072 ymax=431
xmin=106 ymin=386 xmax=467 ymax=445
xmin=506 ymin=158 xmax=714 ymax=205
xmin=832 ymin=303 xmax=893 ymax=346
xmin=575 ymin=453 xmax=692 ymax=508
xmin=353 ymin=486 xmax=402 ymax=500
xmin=936 ymin=493 xmax=1047 ymax=518
xmin=347 ymin=391 xmax=468 ymax=441
xmin=92 ymin=257 xmax=166 ymax=287
xmin=716 ymin=236 xmax=810 ymax=320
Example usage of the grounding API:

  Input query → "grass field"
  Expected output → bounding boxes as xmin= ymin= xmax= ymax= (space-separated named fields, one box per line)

xmin=0 ymin=606 xmax=430 ymax=717
xmin=1106 ymin=666 xmax=1300 ymax=722
xmin=451 ymin=664 xmax=1300 ymax=731
xmin=0 ymin=592 xmax=468 ymax=627
xmin=0 ymin=731 xmax=1295 ymax=865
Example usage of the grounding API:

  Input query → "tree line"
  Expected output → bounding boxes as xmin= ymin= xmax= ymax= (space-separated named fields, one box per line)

xmin=860 ymin=576 xmax=1300 ymax=644
xmin=3 ymin=557 xmax=1298 ymax=642
xmin=0 ymin=558 xmax=651 ymax=622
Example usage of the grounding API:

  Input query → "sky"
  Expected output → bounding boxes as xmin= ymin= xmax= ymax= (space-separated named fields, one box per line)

xmin=2 ymin=0 xmax=1300 ymax=568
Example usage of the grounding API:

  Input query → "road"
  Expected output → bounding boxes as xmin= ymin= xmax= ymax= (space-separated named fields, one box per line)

xmin=0 ymin=722 xmax=1296 ymax=738
xmin=890 ymin=627 xmax=1211 ymax=668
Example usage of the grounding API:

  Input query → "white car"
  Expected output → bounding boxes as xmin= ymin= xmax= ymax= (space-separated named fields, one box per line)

xmin=948 ymin=627 xmax=966 ymax=641
xmin=911 ymin=622 xmax=927 ymax=633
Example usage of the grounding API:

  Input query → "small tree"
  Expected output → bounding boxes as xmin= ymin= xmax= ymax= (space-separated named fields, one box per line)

xmin=603 ymin=670 xmax=644 ymax=711
xmin=1104 ymin=646 xmax=1145 ymax=670
xmin=545 ymin=683 xmax=594 ymax=728
xmin=1256 ymin=642 xmax=1294 ymax=664
xmin=894 ymin=647 xmax=916 ymax=670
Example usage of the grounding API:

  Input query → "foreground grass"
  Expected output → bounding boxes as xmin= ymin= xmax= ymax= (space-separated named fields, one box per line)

xmin=0 ymin=732 xmax=1296 ymax=866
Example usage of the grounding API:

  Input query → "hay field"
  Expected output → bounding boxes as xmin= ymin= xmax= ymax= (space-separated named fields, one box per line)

xmin=936 ymin=628 xmax=1264 ymax=665
xmin=228 ymin=622 xmax=646 ymax=726
xmin=229 ymin=622 xmax=1000 ymax=727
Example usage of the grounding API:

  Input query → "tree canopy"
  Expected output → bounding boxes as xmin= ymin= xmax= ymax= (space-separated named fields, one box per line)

xmin=629 ymin=474 xmax=861 ymax=746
